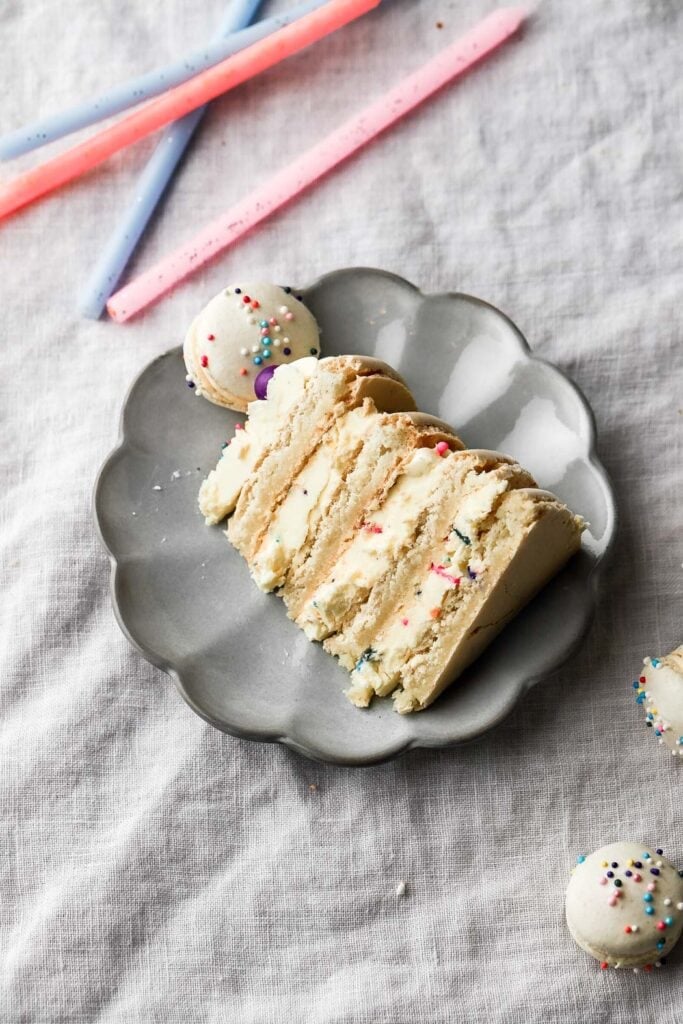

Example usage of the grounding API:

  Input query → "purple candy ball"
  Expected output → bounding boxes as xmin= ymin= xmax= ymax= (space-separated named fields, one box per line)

xmin=254 ymin=364 xmax=277 ymax=400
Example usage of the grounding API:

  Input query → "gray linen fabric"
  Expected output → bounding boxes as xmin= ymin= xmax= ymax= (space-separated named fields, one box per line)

xmin=1 ymin=0 xmax=682 ymax=1020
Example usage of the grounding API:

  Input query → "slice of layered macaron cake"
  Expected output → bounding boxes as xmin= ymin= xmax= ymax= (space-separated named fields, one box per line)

xmin=199 ymin=355 xmax=584 ymax=713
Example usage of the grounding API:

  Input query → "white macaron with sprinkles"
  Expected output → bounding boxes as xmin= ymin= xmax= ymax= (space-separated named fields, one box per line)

xmin=566 ymin=841 xmax=683 ymax=971
xmin=183 ymin=281 xmax=321 ymax=411
xmin=633 ymin=646 xmax=683 ymax=758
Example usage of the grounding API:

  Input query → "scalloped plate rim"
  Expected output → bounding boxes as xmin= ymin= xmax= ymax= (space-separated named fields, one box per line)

xmin=94 ymin=268 xmax=617 ymax=766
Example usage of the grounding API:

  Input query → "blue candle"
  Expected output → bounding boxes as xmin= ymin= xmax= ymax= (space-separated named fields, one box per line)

xmin=0 ymin=0 xmax=325 ymax=161
xmin=78 ymin=0 xmax=328 ymax=320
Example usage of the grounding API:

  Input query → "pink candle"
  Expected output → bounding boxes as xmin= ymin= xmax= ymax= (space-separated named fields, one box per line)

xmin=0 ymin=0 xmax=381 ymax=223
xmin=108 ymin=8 xmax=526 ymax=322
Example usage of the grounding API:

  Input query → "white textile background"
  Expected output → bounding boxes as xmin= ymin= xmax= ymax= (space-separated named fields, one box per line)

xmin=1 ymin=0 xmax=682 ymax=1021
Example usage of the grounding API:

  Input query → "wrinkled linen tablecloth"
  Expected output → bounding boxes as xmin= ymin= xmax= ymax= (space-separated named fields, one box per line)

xmin=1 ymin=0 xmax=681 ymax=1021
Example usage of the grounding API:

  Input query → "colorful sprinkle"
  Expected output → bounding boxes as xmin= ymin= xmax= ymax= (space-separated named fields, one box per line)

xmin=665 ymin=917 xmax=674 ymax=926
xmin=200 ymin=354 xmax=208 ymax=367
xmin=656 ymin=921 xmax=666 ymax=931
xmin=435 ymin=441 xmax=449 ymax=456
xmin=310 ymin=348 xmax=318 ymax=355
xmin=242 ymin=295 xmax=251 ymax=304
xmin=253 ymin=356 xmax=263 ymax=366
xmin=429 ymin=608 xmax=441 ymax=620
xmin=401 ymin=618 xmax=409 ymax=626
xmin=254 ymin=365 xmax=276 ymax=400
xmin=429 ymin=562 xmax=461 ymax=587
xmin=643 ymin=893 xmax=653 ymax=902
xmin=239 ymin=368 xmax=248 ymax=377
xmin=362 ymin=523 xmax=383 ymax=534
xmin=283 ymin=347 xmax=291 ymax=356
xmin=353 ymin=647 xmax=378 ymax=672
xmin=645 ymin=906 xmax=655 ymax=915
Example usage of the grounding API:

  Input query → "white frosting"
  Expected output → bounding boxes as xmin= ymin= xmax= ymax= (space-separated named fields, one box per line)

xmin=185 ymin=282 xmax=320 ymax=408
xmin=198 ymin=358 xmax=318 ymax=525
xmin=565 ymin=842 xmax=683 ymax=968
xmin=297 ymin=448 xmax=450 ymax=640
xmin=636 ymin=648 xmax=683 ymax=758
xmin=250 ymin=407 xmax=372 ymax=591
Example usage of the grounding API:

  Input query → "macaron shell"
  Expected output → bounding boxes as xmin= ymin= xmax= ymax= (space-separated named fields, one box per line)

xmin=637 ymin=648 xmax=683 ymax=757
xmin=183 ymin=315 xmax=238 ymax=408
xmin=185 ymin=283 xmax=321 ymax=411
xmin=566 ymin=842 xmax=683 ymax=968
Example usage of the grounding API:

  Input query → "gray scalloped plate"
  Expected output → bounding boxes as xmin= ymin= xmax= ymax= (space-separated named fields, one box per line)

xmin=95 ymin=268 xmax=616 ymax=765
